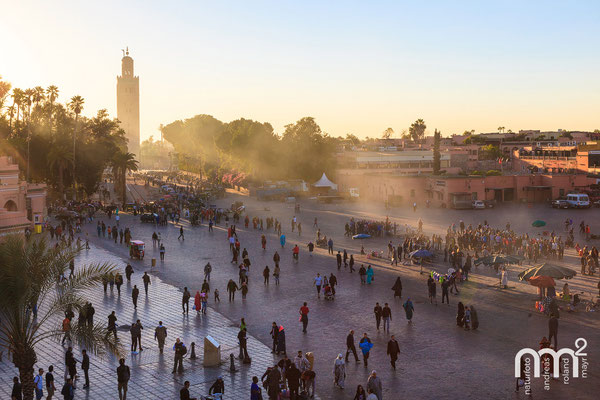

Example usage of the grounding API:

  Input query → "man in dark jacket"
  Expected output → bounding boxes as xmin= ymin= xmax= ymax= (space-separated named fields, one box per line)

xmin=209 ymin=377 xmax=224 ymax=397
xmin=116 ymin=358 xmax=130 ymax=400
xmin=387 ymin=335 xmax=401 ymax=369
xmin=182 ymin=287 xmax=191 ymax=314
xmin=172 ymin=338 xmax=186 ymax=373
xmin=345 ymin=330 xmax=359 ymax=362
xmin=180 ymin=380 xmax=196 ymax=400
xmin=131 ymin=285 xmax=139 ymax=309
xmin=227 ymin=280 xmax=239 ymax=302
xmin=374 ymin=303 xmax=382 ymax=330
xmin=81 ymin=349 xmax=90 ymax=388
xmin=286 ymin=363 xmax=301 ymax=398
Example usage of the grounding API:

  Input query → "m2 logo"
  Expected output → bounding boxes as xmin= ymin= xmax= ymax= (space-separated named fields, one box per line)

xmin=515 ymin=338 xmax=588 ymax=378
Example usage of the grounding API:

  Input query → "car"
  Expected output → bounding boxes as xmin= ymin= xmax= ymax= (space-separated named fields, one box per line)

xmin=140 ymin=213 xmax=156 ymax=223
xmin=472 ymin=200 xmax=485 ymax=209
xmin=566 ymin=193 xmax=590 ymax=208
xmin=551 ymin=200 xmax=570 ymax=209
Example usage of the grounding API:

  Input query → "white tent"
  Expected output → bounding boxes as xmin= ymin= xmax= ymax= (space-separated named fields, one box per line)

xmin=313 ymin=173 xmax=338 ymax=190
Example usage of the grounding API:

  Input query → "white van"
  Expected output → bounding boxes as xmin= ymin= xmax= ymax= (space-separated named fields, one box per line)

xmin=566 ymin=193 xmax=590 ymax=209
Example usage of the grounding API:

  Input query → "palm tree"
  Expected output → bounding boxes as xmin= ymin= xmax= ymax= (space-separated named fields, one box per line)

xmin=68 ymin=96 xmax=84 ymax=200
xmin=409 ymin=119 xmax=427 ymax=142
xmin=23 ymin=88 xmax=33 ymax=123
xmin=0 ymin=235 xmax=119 ymax=400
xmin=48 ymin=141 xmax=72 ymax=202
xmin=46 ymin=85 xmax=59 ymax=131
xmin=498 ymin=126 xmax=505 ymax=133
xmin=382 ymin=127 xmax=394 ymax=139
xmin=11 ymin=88 xmax=24 ymax=129
xmin=112 ymin=150 xmax=139 ymax=207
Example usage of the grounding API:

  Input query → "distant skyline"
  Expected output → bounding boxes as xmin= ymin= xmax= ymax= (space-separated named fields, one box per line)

xmin=1 ymin=0 xmax=599 ymax=142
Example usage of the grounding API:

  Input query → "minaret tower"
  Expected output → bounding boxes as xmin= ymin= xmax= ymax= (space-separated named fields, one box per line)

xmin=116 ymin=47 xmax=140 ymax=156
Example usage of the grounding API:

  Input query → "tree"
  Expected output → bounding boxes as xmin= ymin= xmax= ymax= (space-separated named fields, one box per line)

xmin=433 ymin=129 xmax=441 ymax=175
xmin=68 ymin=96 xmax=84 ymax=200
xmin=409 ymin=119 xmax=426 ymax=142
xmin=497 ymin=126 xmax=505 ymax=133
xmin=382 ymin=127 xmax=394 ymax=139
xmin=0 ymin=235 xmax=120 ymax=400
xmin=112 ymin=150 xmax=139 ymax=206
xmin=48 ymin=140 xmax=73 ymax=201
xmin=0 ymin=76 xmax=11 ymax=113
xmin=345 ymin=133 xmax=361 ymax=146
xmin=46 ymin=85 xmax=59 ymax=132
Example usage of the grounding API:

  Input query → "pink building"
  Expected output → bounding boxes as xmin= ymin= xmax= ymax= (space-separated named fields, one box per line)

xmin=335 ymin=171 xmax=596 ymax=208
xmin=0 ymin=156 xmax=47 ymax=234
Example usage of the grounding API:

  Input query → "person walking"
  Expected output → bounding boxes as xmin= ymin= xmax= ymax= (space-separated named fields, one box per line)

xmin=142 ymin=272 xmax=151 ymax=295
xmin=204 ymin=262 xmax=212 ymax=281
xmin=11 ymin=376 xmax=22 ymax=400
xmin=131 ymin=285 xmax=139 ymax=309
xmin=45 ymin=365 xmax=56 ymax=399
xmin=227 ymin=279 xmax=239 ymax=301
xmin=328 ymin=238 xmax=334 ymax=254
xmin=314 ymin=273 xmax=323 ymax=298
xmin=125 ymin=264 xmax=134 ymax=281
xmin=359 ymin=333 xmax=373 ymax=367
xmin=60 ymin=378 xmax=74 ymax=400
xmin=238 ymin=328 xmax=250 ymax=362
xmin=61 ymin=316 xmax=72 ymax=345
xmin=334 ymin=354 xmax=346 ymax=389
xmin=300 ymin=302 xmax=310 ymax=333
xmin=172 ymin=338 xmax=187 ymax=373
xmin=107 ymin=311 xmax=118 ymax=340
xmin=180 ymin=380 xmax=196 ymax=400
xmin=263 ymin=266 xmax=270 ymax=285
xmin=155 ymin=321 xmax=168 ymax=353
xmin=178 ymin=226 xmax=184 ymax=240
xmin=403 ymin=298 xmax=414 ymax=323
xmin=367 ymin=370 xmax=383 ymax=400
xmin=373 ymin=303 xmax=382 ymax=330
xmin=270 ymin=322 xmax=279 ymax=353
xmin=471 ymin=305 xmax=479 ymax=330
xmin=549 ymin=313 xmax=558 ymax=349
xmin=33 ymin=368 xmax=44 ymax=400
xmin=345 ymin=330 xmax=360 ymax=362
xmin=81 ymin=349 xmax=90 ymax=388
xmin=130 ymin=320 xmax=143 ymax=353
xmin=116 ymin=358 xmax=130 ymax=400
xmin=382 ymin=303 xmax=392 ymax=333
xmin=441 ymin=278 xmax=450 ymax=305
xmin=359 ymin=265 xmax=367 ymax=284
xmin=276 ymin=326 xmax=286 ymax=356
xmin=366 ymin=265 xmax=374 ymax=284
xmin=391 ymin=277 xmax=402 ymax=299
xmin=349 ymin=254 xmax=355 ymax=273
xmin=336 ymin=251 xmax=342 ymax=270
xmin=387 ymin=335 xmax=400 ymax=369
xmin=159 ymin=244 xmax=166 ymax=261
xmin=115 ymin=273 xmax=123 ymax=295
xmin=286 ymin=364 xmax=301 ymax=399
xmin=182 ymin=287 xmax=191 ymax=313
xmin=273 ymin=264 xmax=280 ymax=285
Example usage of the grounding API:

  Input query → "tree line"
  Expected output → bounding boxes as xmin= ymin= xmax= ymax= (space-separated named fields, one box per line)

xmin=160 ymin=115 xmax=339 ymax=183
xmin=0 ymin=77 xmax=137 ymax=204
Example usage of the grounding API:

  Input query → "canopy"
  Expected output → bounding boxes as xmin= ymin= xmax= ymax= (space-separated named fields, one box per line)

xmin=313 ymin=173 xmax=338 ymax=190
xmin=474 ymin=254 xmax=522 ymax=266
xmin=532 ymin=220 xmax=546 ymax=227
xmin=528 ymin=276 xmax=556 ymax=288
xmin=409 ymin=249 xmax=434 ymax=259
xmin=352 ymin=234 xmax=371 ymax=239
xmin=518 ymin=263 xmax=576 ymax=281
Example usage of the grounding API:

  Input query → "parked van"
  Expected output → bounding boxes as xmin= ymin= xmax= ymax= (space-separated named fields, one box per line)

xmin=566 ymin=193 xmax=590 ymax=208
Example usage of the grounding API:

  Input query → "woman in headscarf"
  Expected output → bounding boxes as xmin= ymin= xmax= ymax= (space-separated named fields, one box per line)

xmin=391 ymin=277 xmax=402 ymax=298
xmin=353 ymin=385 xmax=367 ymax=400
xmin=366 ymin=265 xmax=374 ymax=284
xmin=276 ymin=326 xmax=286 ymax=356
xmin=456 ymin=302 xmax=465 ymax=327
xmin=402 ymin=298 xmax=414 ymax=323
xmin=280 ymin=234 xmax=286 ymax=248
xmin=470 ymin=305 xmax=479 ymax=330
xmin=194 ymin=291 xmax=201 ymax=314
xmin=334 ymin=354 xmax=346 ymax=389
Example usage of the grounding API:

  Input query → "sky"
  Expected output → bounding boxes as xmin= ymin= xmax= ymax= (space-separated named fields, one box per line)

xmin=1 ymin=0 xmax=599 ymax=142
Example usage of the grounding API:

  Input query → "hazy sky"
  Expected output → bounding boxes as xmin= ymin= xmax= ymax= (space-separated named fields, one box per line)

xmin=1 ymin=0 xmax=599 ymax=142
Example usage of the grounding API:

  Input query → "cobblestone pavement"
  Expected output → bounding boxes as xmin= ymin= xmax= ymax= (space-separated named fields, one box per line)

xmin=8 ymin=191 xmax=598 ymax=400
xmin=0 ymin=244 xmax=309 ymax=400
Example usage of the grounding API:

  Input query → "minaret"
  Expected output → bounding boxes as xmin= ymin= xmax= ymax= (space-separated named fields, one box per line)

xmin=116 ymin=47 xmax=140 ymax=156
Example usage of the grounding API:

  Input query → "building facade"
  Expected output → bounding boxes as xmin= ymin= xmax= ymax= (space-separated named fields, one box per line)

xmin=0 ymin=156 xmax=47 ymax=234
xmin=117 ymin=48 xmax=140 ymax=156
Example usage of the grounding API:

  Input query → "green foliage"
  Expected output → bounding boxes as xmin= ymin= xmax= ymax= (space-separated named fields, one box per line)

xmin=345 ymin=133 xmax=361 ymax=146
xmin=0 ymin=235 xmax=120 ymax=399
xmin=409 ymin=119 xmax=426 ymax=142
xmin=479 ymin=144 xmax=502 ymax=160
xmin=0 ymin=79 xmax=130 ymax=202
xmin=486 ymin=169 xmax=502 ymax=176
xmin=162 ymin=115 xmax=337 ymax=182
